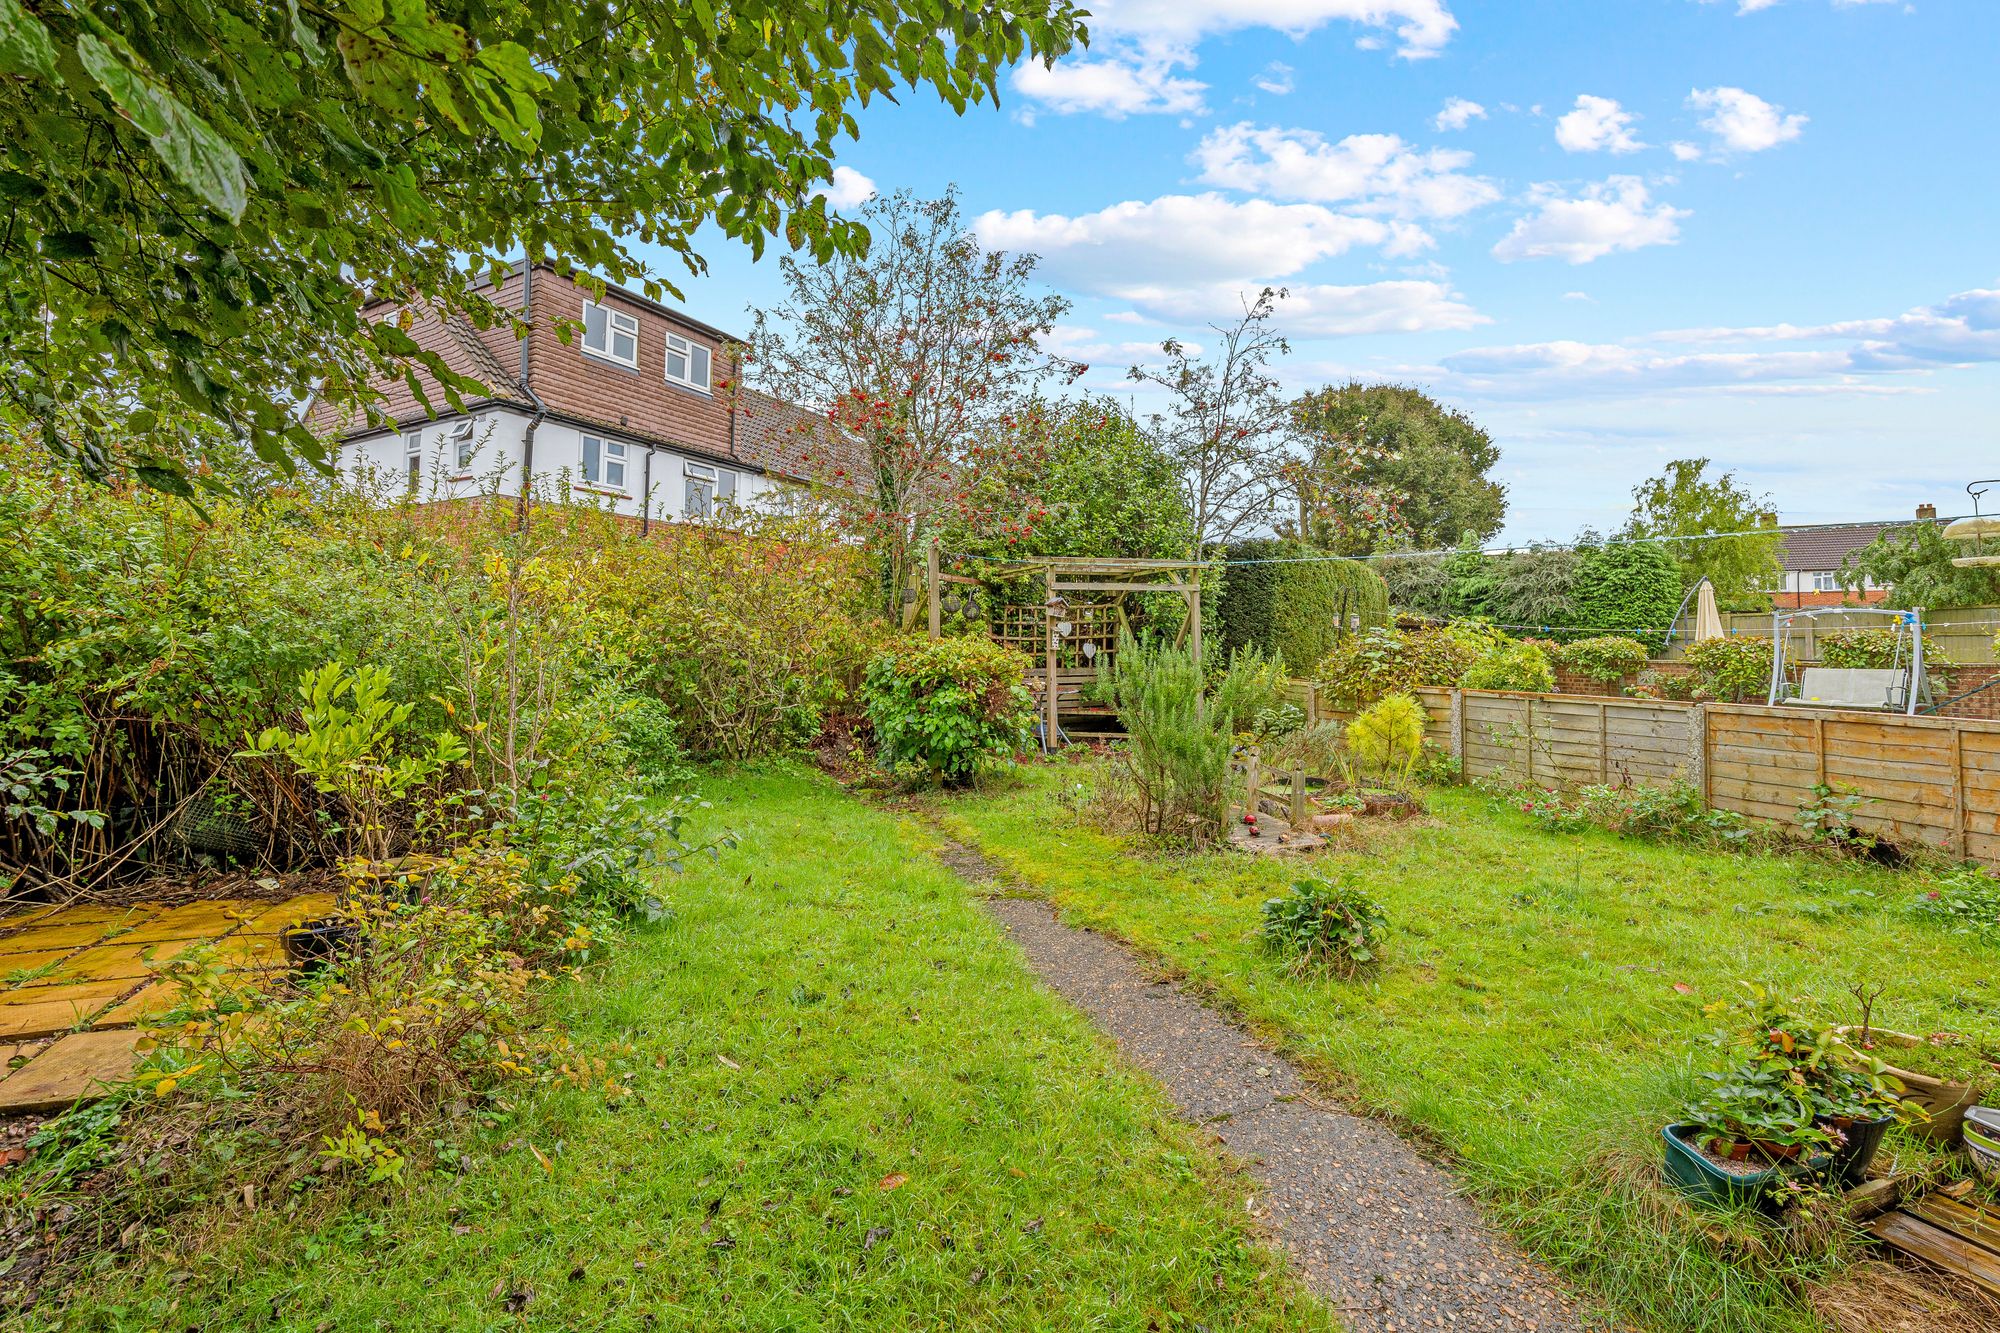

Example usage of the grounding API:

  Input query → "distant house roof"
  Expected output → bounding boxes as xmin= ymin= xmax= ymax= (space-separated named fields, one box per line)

xmin=732 ymin=387 xmax=872 ymax=490
xmin=1777 ymin=519 xmax=1931 ymax=571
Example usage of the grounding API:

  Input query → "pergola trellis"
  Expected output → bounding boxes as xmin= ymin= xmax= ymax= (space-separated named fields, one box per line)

xmin=927 ymin=551 xmax=1211 ymax=746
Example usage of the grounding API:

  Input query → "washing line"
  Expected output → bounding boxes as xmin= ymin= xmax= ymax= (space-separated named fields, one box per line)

xmin=944 ymin=513 xmax=1965 ymax=571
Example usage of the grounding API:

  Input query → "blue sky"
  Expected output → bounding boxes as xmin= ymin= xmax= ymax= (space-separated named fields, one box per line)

xmin=644 ymin=0 xmax=1999 ymax=544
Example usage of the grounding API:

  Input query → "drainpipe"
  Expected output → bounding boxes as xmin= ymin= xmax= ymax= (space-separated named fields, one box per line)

xmin=640 ymin=446 xmax=653 ymax=535
xmin=727 ymin=348 xmax=741 ymax=460
xmin=513 ymin=262 xmax=548 ymax=532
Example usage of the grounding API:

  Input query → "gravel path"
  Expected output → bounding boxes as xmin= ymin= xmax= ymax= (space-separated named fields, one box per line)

xmin=939 ymin=840 xmax=1602 ymax=1332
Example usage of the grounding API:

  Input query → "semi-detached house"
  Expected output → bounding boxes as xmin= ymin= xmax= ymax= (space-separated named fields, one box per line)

xmin=316 ymin=264 xmax=827 ymax=521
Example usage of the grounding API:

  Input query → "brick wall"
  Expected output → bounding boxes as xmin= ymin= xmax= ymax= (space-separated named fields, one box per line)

xmin=1932 ymin=664 xmax=2000 ymax=720
xmin=1553 ymin=661 xmax=1696 ymax=698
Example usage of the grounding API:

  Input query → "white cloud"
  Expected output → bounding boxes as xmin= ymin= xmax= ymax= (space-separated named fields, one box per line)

xmin=1554 ymin=94 xmax=1645 ymax=154
xmin=1669 ymin=141 xmax=1703 ymax=162
xmin=975 ymin=194 xmax=1430 ymax=295
xmin=1422 ymin=286 xmax=2000 ymax=400
xmin=1191 ymin=123 xmax=1501 ymax=219
xmin=1012 ymin=1 xmax=1460 ymax=120
xmin=1114 ymin=279 xmax=1488 ymax=337
xmin=1434 ymin=97 xmax=1487 ymax=131
xmin=1012 ymin=50 xmax=1206 ymax=118
xmin=1491 ymin=177 xmax=1687 ymax=264
xmin=818 ymin=166 xmax=876 ymax=210
xmin=1688 ymin=86 xmax=1807 ymax=153
xmin=1563 ymin=291 xmax=1595 ymax=302
xmin=1083 ymin=0 xmax=1459 ymax=58
xmin=1702 ymin=0 xmax=1903 ymax=14
xmin=1254 ymin=62 xmax=1295 ymax=95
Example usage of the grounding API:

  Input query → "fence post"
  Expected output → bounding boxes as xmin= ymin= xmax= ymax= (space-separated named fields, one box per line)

xmin=1814 ymin=715 xmax=1828 ymax=790
xmin=1525 ymin=694 xmax=1535 ymax=787
xmin=1696 ymin=704 xmax=1711 ymax=807
xmin=1598 ymin=700 xmax=1609 ymax=784
xmin=1953 ymin=722 xmax=1969 ymax=859
xmin=1450 ymin=689 xmax=1465 ymax=774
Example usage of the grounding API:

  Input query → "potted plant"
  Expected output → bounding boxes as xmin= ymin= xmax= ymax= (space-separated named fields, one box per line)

xmin=1836 ymin=985 xmax=1997 ymax=1144
xmin=1809 ymin=1059 xmax=1902 ymax=1185
xmin=1666 ymin=1065 xmax=1833 ymax=1209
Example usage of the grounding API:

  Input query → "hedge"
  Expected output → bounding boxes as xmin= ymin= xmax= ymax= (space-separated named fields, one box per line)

xmin=1217 ymin=539 xmax=1389 ymax=672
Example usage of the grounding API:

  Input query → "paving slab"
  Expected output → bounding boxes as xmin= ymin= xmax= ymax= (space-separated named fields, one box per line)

xmin=0 ymin=991 xmax=123 ymax=1042
xmin=950 ymin=841 xmax=1605 ymax=1333
xmin=0 ymin=1028 xmax=145 ymax=1114
xmin=0 ymin=920 xmax=129 ymax=956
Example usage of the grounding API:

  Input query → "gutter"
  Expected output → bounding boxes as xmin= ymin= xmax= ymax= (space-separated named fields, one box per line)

xmin=514 ymin=262 xmax=548 ymax=533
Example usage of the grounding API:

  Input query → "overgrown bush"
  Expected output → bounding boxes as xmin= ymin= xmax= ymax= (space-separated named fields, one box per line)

xmin=1313 ymin=625 xmax=1483 ymax=711
xmin=1461 ymin=636 xmax=1554 ymax=693
xmin=1217 ymin=540 xmax=1389 ymax=670
xmin=862 ymin=636 xmax=1035 ymax=785
xmin=1626 ymin=666 xmax=1698 ymax=701
xmin=1555 ymin=636 xmax=1651 ymax=684
xmin=1682 ymin=635 xmax=1772 ymax=702
xmin=1260 ymin=875 xmax=1387 ymax=978
xmin=1511 ymin=780 xmax=1751 ymax=847
xmin=1345 ymin=693 xmax=1427 ymax=789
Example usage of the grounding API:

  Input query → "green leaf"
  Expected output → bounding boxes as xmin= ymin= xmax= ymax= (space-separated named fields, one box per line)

xmin=0 ymin=0 xmax=57 ymax=80
xmin=75 ymin=34 xmax=248 ymax=222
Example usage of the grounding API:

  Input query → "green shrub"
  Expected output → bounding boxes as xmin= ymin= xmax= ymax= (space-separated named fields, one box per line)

xmin=1313 ymin=625 xmax=1483 ymax=710
xmin=1573 ymin=540 xmax=1682 ymax=649
xmin=1461 ymin=637 xmax=1554 ymax=693
xmin=1260 ymin=875 xmax=1387 ymax=978
xmin=1682 ymin=636 xmax=1772 ymax=702
xmin=1820 ymin=626 xmax=1956 ymax=682
xmin=862 ymin=636 xmax=1034 ymax=785
xmin=1555 ymin=635 xmax=1651 ymax=684
xmin=1218 ymin=539 xmax=1388 ymax=671
xmin=1345 ymin=693 xmax=1427 ymax=788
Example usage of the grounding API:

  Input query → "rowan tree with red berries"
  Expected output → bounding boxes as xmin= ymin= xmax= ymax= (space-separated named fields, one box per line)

xmin=749 ymin=188 xmax=1079 ymax=619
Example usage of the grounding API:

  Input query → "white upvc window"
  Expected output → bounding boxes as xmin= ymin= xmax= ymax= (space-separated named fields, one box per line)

xmin=581 ymin=299 xmax=639 ymax=367
xmin=582 ymin=434 xmax=628 ymax=491
xmin=403 ymin=430 xmax=423 ymax=490
xmin=1811 ymin=570 xmax=1840 ymax=593
xmin=683 ymin=461 xmax=737 ymax=518
xmin=664 ymin=331 xmax=711 ymax=392
xmin=450 ymin=422 xmax=476 ymax=471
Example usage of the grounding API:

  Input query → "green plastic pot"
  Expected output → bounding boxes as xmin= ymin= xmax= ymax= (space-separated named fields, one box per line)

xmin=1662 ymin=1124 xmax=1824 ymax=1210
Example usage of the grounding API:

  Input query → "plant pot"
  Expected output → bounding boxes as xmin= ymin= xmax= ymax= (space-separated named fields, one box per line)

xmin=1819 ymin=1111 xmax=1897 ymax=1186
xmin=1663 ymin=1123 xmax=1816 ymax=1210
xmin=1963 ymin=1106 xmax=2000 ymax=1181
xmin=1841 ymin=1028 xmax=1990 ymax=1144
xmin=281 ymin=918 xmax=361 ymax=973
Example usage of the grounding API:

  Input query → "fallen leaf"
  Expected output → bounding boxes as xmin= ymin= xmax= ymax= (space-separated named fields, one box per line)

xmin=529 ymin=1143 xmax=553 ymax=1175
xmin=878 ymin=1172 xmax=907 ymax=1192
xmin=502 ymin=1286 xmax=531 ymax=1312
xmin=863 ymin=1225 xmax=891 ymax=1251
xmin=1021 ymin=1216 xmax=1044 ymax=1236
xmin=716 ymin=1054 xmax=740 ymax=1070
xmin=1672 ymin=983 xmax=1694 ymax=995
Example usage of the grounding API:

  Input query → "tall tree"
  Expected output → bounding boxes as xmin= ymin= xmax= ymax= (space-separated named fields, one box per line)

xmin=751 ymin=188 xmax=1077 ymax=616
xmin=1128 ymin=288 xmax=1294 ymax=553
xmin=1842 ymin=523 xmax=2000 ymax=608
xmin=1288 ymin=381 xmax=1506 ymax=557
xmin=0 ymin=1 xmax=1086 ymax=495
xmin=1623 ymin=458 xmax=1784 ymax=608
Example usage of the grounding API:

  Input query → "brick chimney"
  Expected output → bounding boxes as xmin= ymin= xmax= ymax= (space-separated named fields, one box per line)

xmin=1916 ymin=503 xmax=1938 ymax=520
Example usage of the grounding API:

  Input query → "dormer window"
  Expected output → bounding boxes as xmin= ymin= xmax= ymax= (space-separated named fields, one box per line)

xmin=664 ymin=331 xmax=711 ymax=393
xmin=581 ymin=299 xmax=639 ymax=368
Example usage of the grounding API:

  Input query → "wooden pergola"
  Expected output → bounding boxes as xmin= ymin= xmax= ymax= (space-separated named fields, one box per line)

xmin=927 ymin=551 xmax=1211 ymax=745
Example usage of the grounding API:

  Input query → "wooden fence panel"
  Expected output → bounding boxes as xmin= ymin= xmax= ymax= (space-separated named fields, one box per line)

xmin=1279 ymin=681 xmax=2000 ymax=864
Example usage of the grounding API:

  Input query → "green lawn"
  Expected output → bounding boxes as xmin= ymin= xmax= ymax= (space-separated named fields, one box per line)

xmin=34 ymin=767 xmax=1335 ymax=1332
xmin=939 ymin=764 xmax=1999 ymax=1333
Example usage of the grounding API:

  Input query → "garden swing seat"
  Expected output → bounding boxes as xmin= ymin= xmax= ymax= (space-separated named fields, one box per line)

xmin=1781 ymin=667 xmax=1906 ymax=711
